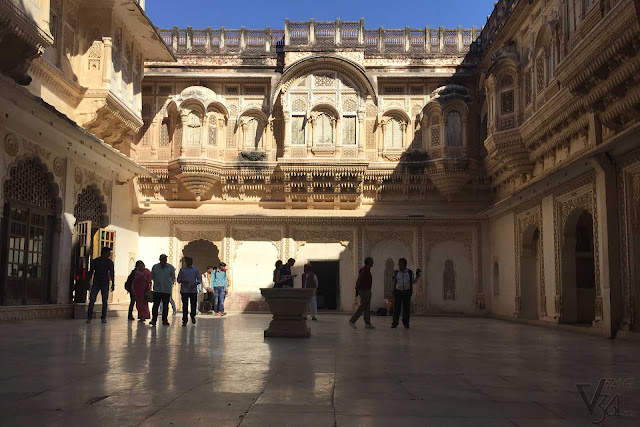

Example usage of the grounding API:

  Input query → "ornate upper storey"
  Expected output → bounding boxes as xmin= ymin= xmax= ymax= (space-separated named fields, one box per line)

xmin=477 ymin=0 xmax=640 ymax=199
xmin=135 ymin=20 xmax=489 ymax=211
xmin=21 ymin=0 xmax=174 ymax=154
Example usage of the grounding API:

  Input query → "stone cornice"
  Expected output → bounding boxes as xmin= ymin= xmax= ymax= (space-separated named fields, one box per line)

xmin=555 ymin=1 xmax=639 ymax=95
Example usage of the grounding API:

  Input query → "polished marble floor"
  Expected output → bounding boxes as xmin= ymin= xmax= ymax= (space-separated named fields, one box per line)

xmin=0 ymin=313 xmax=639 ymax=426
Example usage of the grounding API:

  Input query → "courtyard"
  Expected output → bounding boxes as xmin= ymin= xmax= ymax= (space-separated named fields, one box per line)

xmin=0 ymin=314 xmax=638 ymax=426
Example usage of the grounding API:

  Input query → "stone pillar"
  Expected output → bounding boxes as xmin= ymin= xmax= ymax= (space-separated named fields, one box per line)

xmin=102 ymin=37 xmax=112 ymax=85
xmin=591 ymin=153 xmax=622 ymax=337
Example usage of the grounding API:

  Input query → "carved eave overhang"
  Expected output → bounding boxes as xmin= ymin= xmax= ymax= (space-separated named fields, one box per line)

xmin=0 ymin=74 xmax=153 ymax=181
xmin=78 ymin=89 xmax=144 ymax=148
xmin=555 ymin=1 xmax=640 ymax=96
xmin=102 ymin=0 xmax=176 ymax=62
xmin=485 ymin=128 xmax=533 ymax=181
xmin=426 ymin=158 xmax=481 ymax=199
xmin=0 ymin=0 xmax=54 ymax=85
xmin=479 ymin=0 xmax=532 ymax=68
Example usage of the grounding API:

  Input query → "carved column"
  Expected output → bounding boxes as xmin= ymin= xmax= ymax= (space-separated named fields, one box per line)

xmin=179 ymin=111 xmax=188 ymax=156
xmin=282 ymin=113 xmax=290 ymax=157
xmin=591 ymin=154 xmax=622 ymax=336
xmin=357 ymin=108 xmax=365 ymax=156
xmin=102 ymin=37 xmax=112 ymax=84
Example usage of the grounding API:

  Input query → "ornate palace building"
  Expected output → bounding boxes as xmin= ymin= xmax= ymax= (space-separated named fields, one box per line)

xmin=1 ymin=0 xmax=639 ymax=338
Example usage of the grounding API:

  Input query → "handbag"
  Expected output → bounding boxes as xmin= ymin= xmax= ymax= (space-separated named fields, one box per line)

xmin=144 ymin=289 xmax=153 ymax=302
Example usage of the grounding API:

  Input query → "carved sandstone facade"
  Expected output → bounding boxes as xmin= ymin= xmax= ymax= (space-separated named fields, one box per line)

xmin=1 ymin=2 xmax=640 ymax=337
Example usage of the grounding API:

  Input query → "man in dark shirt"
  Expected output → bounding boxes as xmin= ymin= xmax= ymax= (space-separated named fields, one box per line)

xmin=349 ymin=257 xmax=375 ymax=329
xmin=279 ymin=258 xmax=296 ymax=288
xmin=86 ymin=247 xmax=115 ymax=324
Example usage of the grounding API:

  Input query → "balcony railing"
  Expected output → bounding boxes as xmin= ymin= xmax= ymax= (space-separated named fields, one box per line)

xmin=157 ymin=19 xmax=481 ymax=56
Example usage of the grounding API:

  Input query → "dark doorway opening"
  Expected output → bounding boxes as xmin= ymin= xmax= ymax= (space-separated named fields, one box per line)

xmin=311 ymin=260 xmax=339 ymax=310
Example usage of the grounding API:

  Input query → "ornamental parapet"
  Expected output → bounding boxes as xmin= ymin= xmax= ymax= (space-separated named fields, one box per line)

xmin=157 ymin=19 xmax=481 ymax=57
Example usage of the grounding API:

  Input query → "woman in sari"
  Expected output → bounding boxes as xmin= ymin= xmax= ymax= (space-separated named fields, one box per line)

xmin=132 ymin=260 xmax=152 ymax=322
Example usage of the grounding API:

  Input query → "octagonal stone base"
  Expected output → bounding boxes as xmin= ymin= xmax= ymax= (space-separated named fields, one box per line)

xmin=260 ymin=288 xmax=315 ymax=338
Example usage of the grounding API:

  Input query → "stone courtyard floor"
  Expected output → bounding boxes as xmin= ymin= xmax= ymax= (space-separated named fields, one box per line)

xmin=0 ymin=314 xmax=639 ymax=426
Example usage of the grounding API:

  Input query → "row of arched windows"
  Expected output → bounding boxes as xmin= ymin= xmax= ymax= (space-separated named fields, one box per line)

xmin=138 ymin=103 xmax=466 ymax=155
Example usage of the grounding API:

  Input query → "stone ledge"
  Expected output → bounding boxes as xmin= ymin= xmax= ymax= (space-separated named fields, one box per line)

xmin=0 ymin=304 xmax=73 ymax=321
xmin=491 ymin=314 xmax=611 ymax=338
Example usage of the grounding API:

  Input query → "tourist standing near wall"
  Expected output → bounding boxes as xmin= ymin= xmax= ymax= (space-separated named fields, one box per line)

xmin=349 ymin=257 xmax=376 ymax=329
xmin=392 ymin=258 xmax=420 ymax=329
xmin=177 ymin=257 xmax=200 ymax=326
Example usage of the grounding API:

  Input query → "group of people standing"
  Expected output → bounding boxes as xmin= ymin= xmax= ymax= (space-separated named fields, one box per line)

xmin=273 ymin=258 xmax=319 ymax=321
xmin=349 ymin=257 xmax=421 ymax=329
xmin=85 ymin=248 xmax=229 ymax=327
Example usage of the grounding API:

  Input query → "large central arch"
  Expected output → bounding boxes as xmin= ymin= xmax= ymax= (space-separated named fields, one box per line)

xmin=270 ymin=54 xmax=379 ymax=111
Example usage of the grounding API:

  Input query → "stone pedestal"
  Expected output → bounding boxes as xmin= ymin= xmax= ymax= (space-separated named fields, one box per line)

xmin=260 ymin=288 xmax=314 ymax=338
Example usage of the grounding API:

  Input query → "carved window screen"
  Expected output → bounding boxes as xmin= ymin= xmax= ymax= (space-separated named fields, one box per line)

xmin=243 ymin=118 xmax=263 ymax=150
xmin=430 ymin=126 xmax=441 ymax=146
xmin=313 ymin=113 xmax=334 ymax=146
xmin=291 ymin=116 xmax=306 ymax=145
xmin=74 ymin=186 xmax=106 ymax=228
xmin=186 ymin=112 xmax=202 ymax=146
xmin=500 ymin=90 xmax=514 ymax=115
xmin=4 ymin=159 xmax=55 ymax=211
xmin=160 ymin=121 xmax=170 ymax=147
xmin=536 ymin=54 xmax=545 ymax=93
xmin=384 ymin=118 xmax=403 ymax=150
xmin=208 ymin=123 xmax=217 ymax=146
xmin=446 ymin=111 xmax=463 ymax=147
xmin=342 ymin=116 xmax=356 ymax=145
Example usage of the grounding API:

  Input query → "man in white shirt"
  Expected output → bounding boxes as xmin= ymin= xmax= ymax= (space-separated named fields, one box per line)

xmin=302 ymin=263 xmax=319 ymax=321
xmin=392 ymin=257 xmax=421 ymax=329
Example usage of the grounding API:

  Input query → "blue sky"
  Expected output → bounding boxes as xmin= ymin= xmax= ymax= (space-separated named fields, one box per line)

xmin=146 ymin=0 xmax=497 ymax=30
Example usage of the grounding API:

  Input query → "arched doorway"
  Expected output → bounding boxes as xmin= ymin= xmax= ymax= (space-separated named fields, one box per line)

xmin=1 ymin=158 xmax=59 ymax=305
xmin=561 ymin=210 xmax=596 ymax=324
xmin=182 ymin=240 xmax=220 ymax=275
xmin=519 ymin=226 xmax=540 ymax=320
xmin=71 ymin=185 xmax=108 ymax=303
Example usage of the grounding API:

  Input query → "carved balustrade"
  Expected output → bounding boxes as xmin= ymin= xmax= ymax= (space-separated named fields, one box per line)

xmin=157 ymin=19 xmax=480 ymax=56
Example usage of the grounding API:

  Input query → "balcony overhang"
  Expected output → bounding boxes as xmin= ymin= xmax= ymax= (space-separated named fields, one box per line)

xmin=87 ymin=0 xmax=176 ymax=62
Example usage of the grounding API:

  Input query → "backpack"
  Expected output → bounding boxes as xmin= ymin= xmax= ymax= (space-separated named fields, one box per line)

xmin=393 ymin=269 xmax=414 ymax=291
xmin=124 ymin=269 xmax=135 ymax=293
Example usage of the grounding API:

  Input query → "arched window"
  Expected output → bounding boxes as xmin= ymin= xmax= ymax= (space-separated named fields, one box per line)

xmin=242 ymin=117 xmax=263 ymax=150
xmin=185 ymin=111 xmax=202 ymax=146
xmin=446 ymin=111 xmax=463 ymax=147
xmin=383 ymin=117 xmax=404 ymax=150
xmin=313 ymin=112 xmax=334 ymax=146
xmin=498 ymin=73 xmax=516 ymax=131
xmin=3 ymin=157 xmax=57 ymax=305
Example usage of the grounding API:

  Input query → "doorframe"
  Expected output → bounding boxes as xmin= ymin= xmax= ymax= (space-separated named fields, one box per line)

xmin=309 ymin=259 xmax=340 ymax=310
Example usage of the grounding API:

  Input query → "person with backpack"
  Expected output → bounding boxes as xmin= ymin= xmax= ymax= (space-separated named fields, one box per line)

xmin=125 ymin=268 xmax=136 ymax=321
xmin=391 ymin=257 xmax=421 ymax=329
xmin=349 ymin=257 xmax=375 ymax=329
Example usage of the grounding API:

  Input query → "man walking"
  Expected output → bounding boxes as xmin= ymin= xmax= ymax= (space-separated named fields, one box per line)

xmin=177 ymin=257 xmax=200 ymax=326
xmin=302 ymin=263 xmax=319 ymax=321
xmin=211 ymin=262 xmax=228 ymax=316
xmin=349 ymin=257 xmax=375 ymax=329
xmin=150 ymin=254 xmax=176 ymax=327
xmin=391 ymin=257 xmax=421 ymax=329
xmin=86 ymin=247 xmax=115 ymax=324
